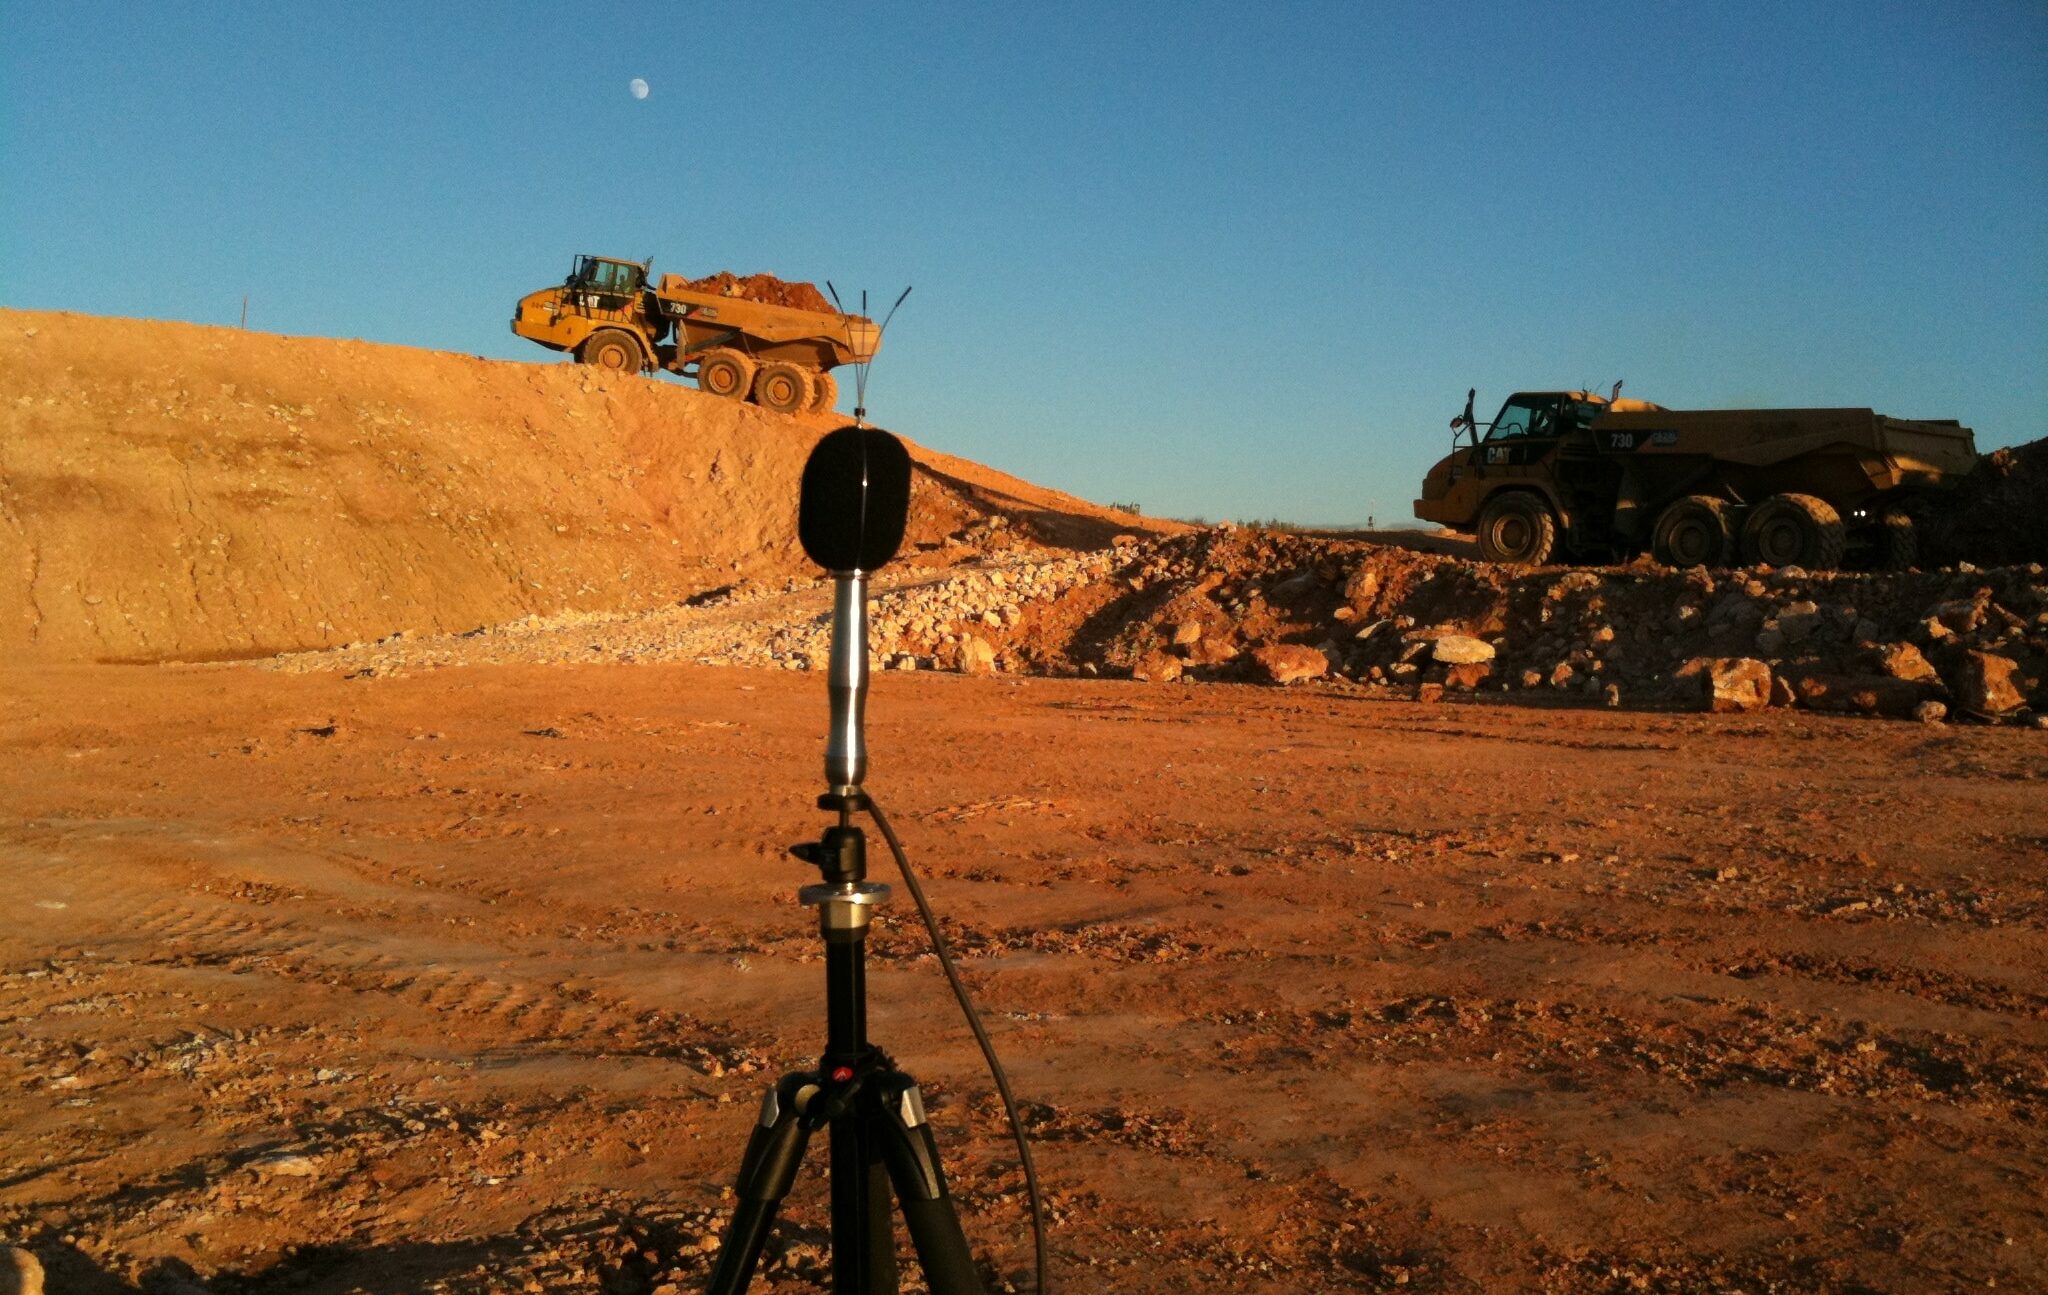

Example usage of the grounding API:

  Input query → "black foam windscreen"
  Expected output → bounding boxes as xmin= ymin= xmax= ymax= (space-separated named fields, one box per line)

xmin=798 ymin=425 xmax=913 ymax=573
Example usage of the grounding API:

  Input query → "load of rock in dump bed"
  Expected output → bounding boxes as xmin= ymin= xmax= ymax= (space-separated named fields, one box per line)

xmin=669 ymin=272 xmax=837 ymax=314
xmin=1915 ymin=436 xmax=2048 ymax=568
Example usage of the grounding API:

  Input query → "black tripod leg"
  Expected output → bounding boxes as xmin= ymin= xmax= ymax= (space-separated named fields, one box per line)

xmin=873 ymin=1075 xmax=985 ymax=1295
xmin=706 ymin=1074 xmax=818 ymax=1295
xmin=829 ymin=1113 xmax=899 ymax=1294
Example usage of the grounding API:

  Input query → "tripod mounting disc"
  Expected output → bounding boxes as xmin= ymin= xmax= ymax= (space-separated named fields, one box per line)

xmin=800 ymin=880 xmax=892 ymax=932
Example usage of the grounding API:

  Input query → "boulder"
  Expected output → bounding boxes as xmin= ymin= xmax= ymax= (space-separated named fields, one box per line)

xmin=1169 ymin=620 xmax=1203 ymax=647
xmin=1788 ymin=672 xmax=1927 ymax=718
xmin=1952 ymin=651 xmax=2025 ymax=715
xmin=1130 ymin=651 xmax=1183 ymax=683
xmin=1778 ymin=601 xmax=1823 ymax=643
xmin=1678 ymin=656 xmax=1773 ymax=714
xmin=1342 ymin=566 xmax=1381 ymax=612
xmin=1874 ymin=641 xmax=1938 ymax=683
xmin=1929 ymin=596 xmax=1988 ymax=635
xmin=955 ymin=636 xmax=996 ymax=676
xmin=3 ymin=1249 xmax=43 ymax=1295
xmin=1444 ymin=661 xmax=1493 ymax=690
xmin=1186 ymin=637 xmax=1240 ymax=667
xmin=1430 ymin=635 xmax=1495 ymax=665
xmin=1250 ymin=644 xmax=1328 ymax=685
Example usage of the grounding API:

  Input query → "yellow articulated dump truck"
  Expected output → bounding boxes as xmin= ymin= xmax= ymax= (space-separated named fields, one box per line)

xmin=1413 ymin=386 xmax=1978 ymax=571
xmin=510 ymin=255 xmax=879 ymax=414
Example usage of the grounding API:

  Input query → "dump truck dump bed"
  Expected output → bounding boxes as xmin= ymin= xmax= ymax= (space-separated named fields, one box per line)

xmin=650 ymin=276 xmax=879 ymax=365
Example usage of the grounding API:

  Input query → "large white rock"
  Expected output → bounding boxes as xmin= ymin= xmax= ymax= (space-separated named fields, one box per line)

xmin=1430 ymin=635 xmax=1496 ymax=665
xmin=3 ymin=1249 xmax=43 ymax=1295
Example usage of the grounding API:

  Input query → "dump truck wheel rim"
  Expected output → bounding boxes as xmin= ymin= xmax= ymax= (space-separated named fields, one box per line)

xmin=587 ymin=335 xmax=636 ymax=371
xmin=1477 ymin=495 xmax=1555 ymax=563
xmin=1667 ymin=519 xmax=1714 ymax=564
xmin=1741 ymin=494 xmax=1845 ymax=569
xmin=1656 ymin=501 xmax=1727 ymax=567
xmin=753 ymin=365 xmax=809 ymax=413
xmin=1753 ymin=516 xmax=1802 ymax=565
xmin=700 ymin=354 xmax=748 ymax=397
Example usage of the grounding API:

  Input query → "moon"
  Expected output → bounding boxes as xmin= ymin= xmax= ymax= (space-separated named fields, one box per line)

xmin=629 ymin=78 xmax=649 ymax=100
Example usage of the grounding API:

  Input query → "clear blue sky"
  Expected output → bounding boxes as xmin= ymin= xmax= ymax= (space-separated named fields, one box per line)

xmin=4 ymin=2 xmax=2043 ymax=525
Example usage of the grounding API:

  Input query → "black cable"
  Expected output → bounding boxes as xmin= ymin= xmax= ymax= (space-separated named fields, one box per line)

xmin=865 ymin=797 xmax=1050 ymax=1295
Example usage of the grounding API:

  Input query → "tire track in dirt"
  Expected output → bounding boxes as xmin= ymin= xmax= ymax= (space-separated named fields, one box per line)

xmin=8 ymin=822 xmax=770 ymax=1077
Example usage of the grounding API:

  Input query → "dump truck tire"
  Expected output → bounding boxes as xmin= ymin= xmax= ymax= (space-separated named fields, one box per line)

xmin=1740 ymin=493 xmax=1846 ymax=569
xmin=752 ymin=362 xmax=813 ymax=415
xmin=1650 ymin=495 xmax=1734 ymax=567
xmin=579 ymin=330 xmax=643 ymax=373
xmin=808 ymin=370 xmax=839 ymax=415
xmin=1476 ymin=492 xmax=1558 ymax=565
xmin=697 ymin=349 xmax=755 ymax=400
xmin=1878 ymin=510 xmax=1918 ymax=571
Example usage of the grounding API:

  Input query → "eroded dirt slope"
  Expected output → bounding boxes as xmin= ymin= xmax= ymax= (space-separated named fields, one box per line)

xmin=0 ymin=310 xmax=1168 ymax=664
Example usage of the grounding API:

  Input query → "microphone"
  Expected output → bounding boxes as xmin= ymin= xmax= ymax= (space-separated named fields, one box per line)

xmin=797 ymin=426 xmax=912 ymax=792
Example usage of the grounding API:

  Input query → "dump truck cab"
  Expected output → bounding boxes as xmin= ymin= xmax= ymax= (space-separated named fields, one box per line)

xmin=511 ymin=254 xmax=663 ymax=373
xmin=565 ymin=255 xmax=648 ymax=304
xmin=1417 ymin=390 xmax=1626 ymax=559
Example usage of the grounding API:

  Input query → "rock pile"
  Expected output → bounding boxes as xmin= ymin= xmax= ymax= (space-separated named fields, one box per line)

xmin=270 ymin=523 xmax=2047 ymax=724
xmin=1056 ymin=528 xmax=2048 ymax=724
xmin=268 ymin=543 xmax=1138 ymax=679
xmin=1916 ymin=435 xmax=2048 ymax=568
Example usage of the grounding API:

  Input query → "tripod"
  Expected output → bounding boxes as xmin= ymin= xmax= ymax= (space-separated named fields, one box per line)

xmin=702 ymin=789 xmax=984 ymax=1295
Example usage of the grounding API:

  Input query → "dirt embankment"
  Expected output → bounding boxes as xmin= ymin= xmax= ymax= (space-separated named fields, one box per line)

xmin=0 ymin=310 xmax=1170 ymax=664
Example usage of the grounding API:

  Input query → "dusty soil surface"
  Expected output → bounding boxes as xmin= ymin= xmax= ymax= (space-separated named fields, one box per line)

xmin=3 ymin=661 xmax=2044 ymax=1294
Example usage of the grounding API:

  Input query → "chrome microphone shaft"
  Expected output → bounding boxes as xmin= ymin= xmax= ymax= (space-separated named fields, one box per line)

xmin=825 ymin=571 xmax=869 ymax=793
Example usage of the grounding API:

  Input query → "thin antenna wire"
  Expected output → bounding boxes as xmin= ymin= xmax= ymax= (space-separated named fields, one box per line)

xmin=840 ymin=285 xmax=912 ymax=424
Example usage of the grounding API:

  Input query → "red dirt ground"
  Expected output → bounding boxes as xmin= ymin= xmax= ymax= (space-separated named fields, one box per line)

xmin=2 ymin=662 xmax=2043 ymax=1293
